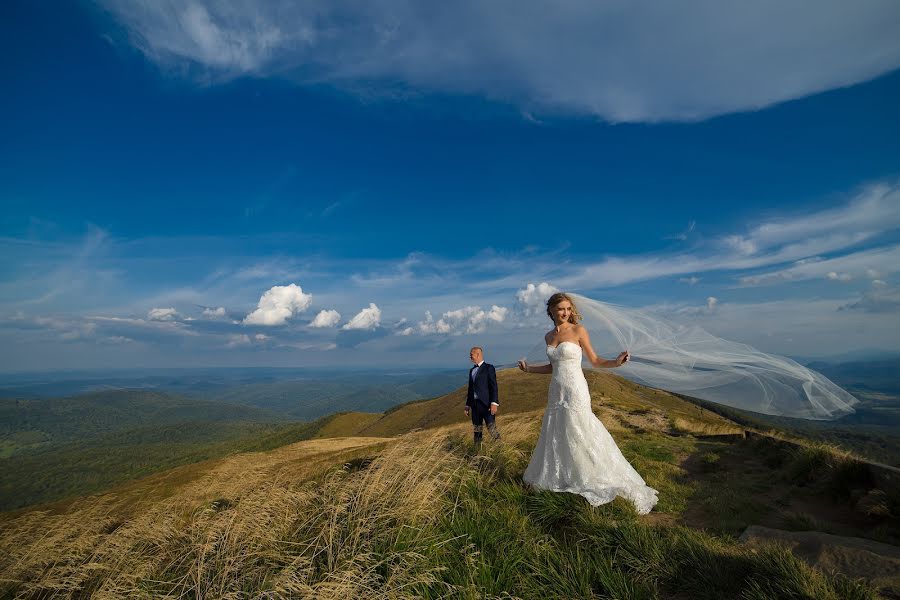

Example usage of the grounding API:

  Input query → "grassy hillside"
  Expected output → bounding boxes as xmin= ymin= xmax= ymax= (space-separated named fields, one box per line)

xmin=345 ymin=368 xmax=741 ymax=438
xmin=2 ymin=368 xmax=896 ymax=597
xmin=1 ymin=412 xmax=888 ymax=598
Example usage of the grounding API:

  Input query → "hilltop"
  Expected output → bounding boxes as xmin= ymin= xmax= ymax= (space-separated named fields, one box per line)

xmin=1 ymin=369 xmax=897 ymax=598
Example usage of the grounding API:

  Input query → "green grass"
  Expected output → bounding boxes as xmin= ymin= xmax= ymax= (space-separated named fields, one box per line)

xmin=408 ymin=435 xmax=878 ymax=599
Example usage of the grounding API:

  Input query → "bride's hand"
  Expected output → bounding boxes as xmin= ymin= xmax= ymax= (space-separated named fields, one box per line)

xmin=517 ymin=359 xmax=528 ymax=372
xmin=616 ymin=351 xmax=630 ymax=366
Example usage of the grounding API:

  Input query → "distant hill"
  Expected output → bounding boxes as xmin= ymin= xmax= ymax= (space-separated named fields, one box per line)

xmin=0 ymin=390 xmax=282 ymax=447
xmin=206 ymin=370 xmax=462 ymax=419
xmin=807 ymin=358 xmax=900 ymax=395
xmin=0 ymin=367 xmax=463 ymax=406
xmin=0 ymin=390 xmax=315 ymax=511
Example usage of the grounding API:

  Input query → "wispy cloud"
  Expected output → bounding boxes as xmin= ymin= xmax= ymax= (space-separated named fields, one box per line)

xmin=667 ymin=221 xmax=696 ymax=241
xmin=738 ymin=245 xmax=900 ymax=287
xmin=560 ymin=182 xmax=900 ymax=289
xmin=99 ymin=0 xmax=900 ymax=122
xmin=839 ymin=284 xmax=900 ymax=313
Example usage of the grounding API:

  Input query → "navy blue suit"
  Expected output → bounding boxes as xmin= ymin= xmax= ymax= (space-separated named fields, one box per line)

xmin=466 ymin=362 xmax=500 ymax=444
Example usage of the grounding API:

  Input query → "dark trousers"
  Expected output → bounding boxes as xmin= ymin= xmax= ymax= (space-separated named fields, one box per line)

xmin=470 ymin=401 xmax=500 ymax=445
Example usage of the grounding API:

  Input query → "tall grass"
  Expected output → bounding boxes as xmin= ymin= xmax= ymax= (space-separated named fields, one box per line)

xmin=0 ymin=418 xmax=878 ymax=599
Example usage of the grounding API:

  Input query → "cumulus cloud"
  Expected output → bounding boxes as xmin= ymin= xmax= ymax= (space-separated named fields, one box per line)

xmin=342 ymin=303 xmax=381 ymax=330
xmin=516 ymin=282 xmax=559 ymax=316
xmin=100 ymin=1 xmax=900 ymax=122
xmin=243 ymin=283 xmax=312 ymax=326
xmin=202 ymin=306 xmax=227 ymax=318
xmin=414 ymin=304 xmax=509 ymax=335
xmin=309 ymin=309 xmax=341 ymax=328
xmin=148 ymin=307 xmax=179 ymax=321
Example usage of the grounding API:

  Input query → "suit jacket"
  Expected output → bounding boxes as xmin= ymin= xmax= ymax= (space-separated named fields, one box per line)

xmin=466 ymin=362 xmax=499 ymax=409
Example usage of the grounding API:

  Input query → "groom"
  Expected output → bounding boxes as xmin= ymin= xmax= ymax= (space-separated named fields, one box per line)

xmin=464 ymin=346 xmax=500 ymax=446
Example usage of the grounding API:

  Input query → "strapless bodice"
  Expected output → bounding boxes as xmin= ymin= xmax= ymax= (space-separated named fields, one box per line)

xmin=547 ymin=341 xmax=583 ymax=367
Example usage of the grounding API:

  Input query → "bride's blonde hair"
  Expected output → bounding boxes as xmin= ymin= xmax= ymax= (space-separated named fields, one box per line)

xmin=546 ymin=292 xmax=583 ymax=325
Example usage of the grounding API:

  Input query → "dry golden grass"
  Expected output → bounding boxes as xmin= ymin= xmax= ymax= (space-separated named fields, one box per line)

xmin=312 ymin=412 xmax=383 ymax=439
xmin=0 ymin=420 xmax=541 ymax=599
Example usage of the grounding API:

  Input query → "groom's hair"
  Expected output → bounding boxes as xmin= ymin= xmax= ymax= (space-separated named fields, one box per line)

xmin=471 ymin=346 xmax=483 ymax=353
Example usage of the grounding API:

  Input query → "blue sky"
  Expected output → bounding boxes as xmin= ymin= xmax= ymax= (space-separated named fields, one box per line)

xmin=1 ymin=0 xmax=899 ymax=371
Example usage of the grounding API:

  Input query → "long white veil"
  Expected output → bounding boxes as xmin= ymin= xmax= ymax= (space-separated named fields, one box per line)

xmin=524 ymin=293 xmax=858 ymax=420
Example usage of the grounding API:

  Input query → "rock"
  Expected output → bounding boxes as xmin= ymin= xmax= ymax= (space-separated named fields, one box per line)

xmin=739 ymin=525 xmax=900 ymax=594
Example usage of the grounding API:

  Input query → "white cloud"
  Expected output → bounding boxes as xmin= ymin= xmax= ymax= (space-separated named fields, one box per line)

xmin=254 ymin=333 xmax=270 ymax=341
xmin=202 ymin=306 xmax=227 ymax=318
xmin=309 ymin=309 xmax=341 ymax=328
xmin=839 ymin=285 xmax=900 ymax=313
xmin=59 ymin=321 xmax=98 ymax=341
xmin=226 ymin=334 xmax=252 ymax=347
xmin=560 ymin=183 xmax=900 ymax=290
xmin=516 ymin=282 xmax=559 ymax=316
xmin=148 ymin=307 xmax=179 ymax=321
xmin=416 ymin=310 xmax=451 ymax=335
xmin=414 ymin=304 xmax=509 ymax=335
xmin=739 ymin=245 xmax=900 ymax=287
xmin=100 ymin=1 xmax=900 ymax=122
xmin=243 ymin=283 xmax=312 ymax=326
xmin=342 ymin=303 xmax=381 ymax=330
xmin=677 ymin=296 xmax=719 ymax=316
xmin=662 ymin=297 xmax=900 ymax=357
xmin=679 ymin=276 xmax=701 ymax=286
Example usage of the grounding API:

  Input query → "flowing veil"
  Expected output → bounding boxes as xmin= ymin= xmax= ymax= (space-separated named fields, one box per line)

xmin=523 ymin=293 xmax=858 ymax=420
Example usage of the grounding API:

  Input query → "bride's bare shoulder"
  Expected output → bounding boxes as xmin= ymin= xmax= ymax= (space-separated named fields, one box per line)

xmin=573 ymin=324 xmax=591 ymax=338
xmin=544 ymin=330 xmax=556 ymax=344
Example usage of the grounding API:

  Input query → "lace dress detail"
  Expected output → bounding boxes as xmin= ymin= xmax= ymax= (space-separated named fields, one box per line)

xmin=523 ymin=341 xmax=658 ymax=514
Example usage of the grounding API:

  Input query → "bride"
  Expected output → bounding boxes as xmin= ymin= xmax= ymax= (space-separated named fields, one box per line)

xmin=518 ymin=292 xmax=658 ymax=514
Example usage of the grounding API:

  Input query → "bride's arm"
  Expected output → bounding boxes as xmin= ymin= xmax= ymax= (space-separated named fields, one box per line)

xmin=518 ymin=359 xmax=552 ymax=374
xmin=580 ymin=327 xmax=629 ymax=368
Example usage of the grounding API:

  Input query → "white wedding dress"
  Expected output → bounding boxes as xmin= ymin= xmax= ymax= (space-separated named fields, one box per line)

xmin=523 ymin=341 xmax=658 ymax=514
